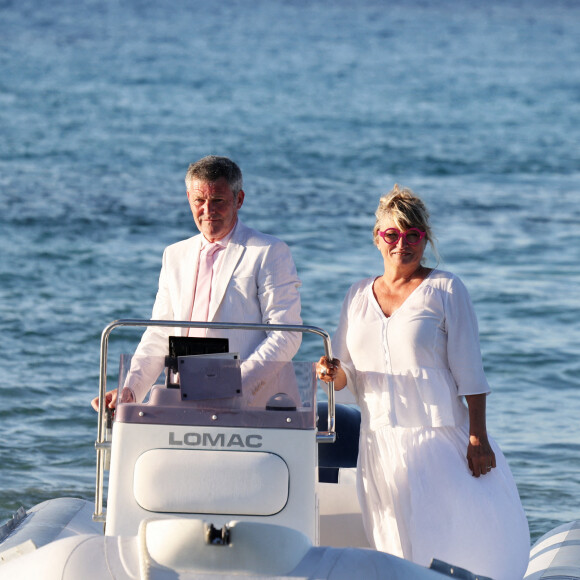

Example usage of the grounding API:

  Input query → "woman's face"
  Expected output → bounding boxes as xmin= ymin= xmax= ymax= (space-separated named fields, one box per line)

xmin=377 ymin=217 xmax=427 ymax=272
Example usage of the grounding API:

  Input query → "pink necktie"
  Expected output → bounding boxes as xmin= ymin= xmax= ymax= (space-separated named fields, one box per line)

xmin=190 ymin=243 xmax=221 ymax=336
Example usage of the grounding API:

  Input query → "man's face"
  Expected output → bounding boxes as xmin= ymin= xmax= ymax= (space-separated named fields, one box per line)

xmin=187 ymin=178 xmax=244 ymax=242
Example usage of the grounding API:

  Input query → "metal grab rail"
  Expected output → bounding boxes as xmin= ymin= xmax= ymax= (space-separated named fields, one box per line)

xmin=94 ymin=319 xmax=336 ymax=522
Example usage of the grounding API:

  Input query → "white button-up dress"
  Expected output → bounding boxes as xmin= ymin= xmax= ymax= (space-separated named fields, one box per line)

xmin=333 ymin=269 xmax=530 ymax=580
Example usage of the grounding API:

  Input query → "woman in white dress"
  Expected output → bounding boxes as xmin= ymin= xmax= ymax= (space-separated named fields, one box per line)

xmin=317 ymin=185 xmax=529 ymax=579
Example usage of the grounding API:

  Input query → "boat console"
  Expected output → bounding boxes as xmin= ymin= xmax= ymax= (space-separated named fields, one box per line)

xmin=95 ymin=321 xmax=343 ymax=562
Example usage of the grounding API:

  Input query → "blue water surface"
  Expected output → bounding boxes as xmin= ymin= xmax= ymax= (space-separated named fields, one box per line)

xmin=1 ymin=0 xmax=580 ymax=545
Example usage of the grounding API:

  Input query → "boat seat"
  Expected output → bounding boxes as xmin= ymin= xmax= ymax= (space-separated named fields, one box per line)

xmin=317 ymin=403 xmax=360 ymax=483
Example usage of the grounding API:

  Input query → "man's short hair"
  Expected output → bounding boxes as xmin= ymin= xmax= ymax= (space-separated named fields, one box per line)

xmin=185 ymin=156 xmax=243 ymax=196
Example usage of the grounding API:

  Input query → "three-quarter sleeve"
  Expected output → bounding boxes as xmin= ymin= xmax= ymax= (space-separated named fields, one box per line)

xmin=444 ymin=276 xmax=491 ymax=397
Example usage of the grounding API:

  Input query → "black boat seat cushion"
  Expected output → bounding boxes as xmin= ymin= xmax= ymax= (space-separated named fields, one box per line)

xmin=317 ymin=403 xmax=360 ymax=483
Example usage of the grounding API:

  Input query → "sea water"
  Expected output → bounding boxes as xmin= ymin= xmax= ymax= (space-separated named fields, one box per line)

xmin=1 ymin=0 xmax=579 ymax=545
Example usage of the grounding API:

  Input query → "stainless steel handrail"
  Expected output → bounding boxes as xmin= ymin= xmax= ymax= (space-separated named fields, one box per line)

xmin=93 ymin=319 xmax=336 ymax=522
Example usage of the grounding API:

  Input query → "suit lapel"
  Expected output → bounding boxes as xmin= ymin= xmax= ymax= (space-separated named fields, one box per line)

xmin=178 ymin=236 xmax=203 ymax=329
xmin=208 ymin=222 xmax=247 ymax=320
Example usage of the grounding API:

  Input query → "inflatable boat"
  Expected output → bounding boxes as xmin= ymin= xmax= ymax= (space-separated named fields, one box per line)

xmin=0 ymin=320 xmax=579 ymax=579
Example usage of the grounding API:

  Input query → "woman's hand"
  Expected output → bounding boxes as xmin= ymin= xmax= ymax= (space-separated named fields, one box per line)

xmin=467 ymin=433 xmax=496 ymax=477
xmin=465 ymin=393 xmax=496 ymax=477
xmin=316 ymin=356 xmax=347 ymax=390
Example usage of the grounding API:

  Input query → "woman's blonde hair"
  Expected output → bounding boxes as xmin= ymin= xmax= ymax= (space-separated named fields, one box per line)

xmin=373 ymin=184 xmax=436 ymax=254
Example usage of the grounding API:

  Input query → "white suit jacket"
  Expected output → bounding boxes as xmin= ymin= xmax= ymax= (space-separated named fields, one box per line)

xmin=125 ymin=221 xmax=302 ymax=401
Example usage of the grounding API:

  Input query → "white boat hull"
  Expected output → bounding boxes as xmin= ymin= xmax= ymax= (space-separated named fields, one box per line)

xmin=1 ymin=498 xmax=458 ymax=579
xmin=3 ymin=321 xmax=579 ymax=579
xmin=525 ymin=520 xmax=580 ymax=579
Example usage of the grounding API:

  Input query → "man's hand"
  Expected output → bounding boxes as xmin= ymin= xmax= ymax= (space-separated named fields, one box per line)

xmin=91 ymin=388 xmax=135 ymax=412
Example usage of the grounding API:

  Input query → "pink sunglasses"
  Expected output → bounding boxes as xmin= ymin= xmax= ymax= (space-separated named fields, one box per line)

xmin=378 ymin=228 xmax=426 ymax=245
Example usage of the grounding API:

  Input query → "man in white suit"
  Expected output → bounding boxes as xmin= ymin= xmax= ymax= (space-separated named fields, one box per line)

xmin=92 ymin=156 xmax=301 ymax=410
